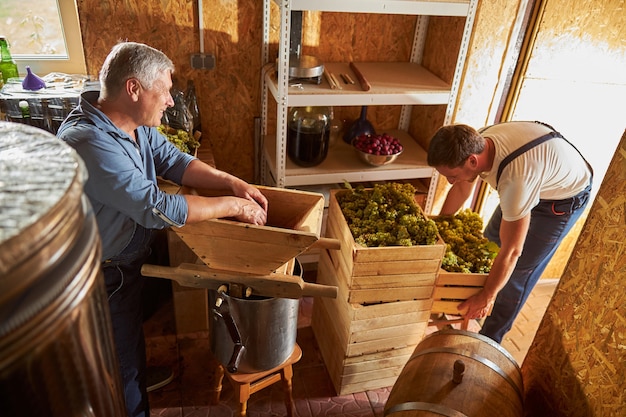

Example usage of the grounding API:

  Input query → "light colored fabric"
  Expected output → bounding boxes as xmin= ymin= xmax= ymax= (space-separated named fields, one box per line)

xmin=479 ymin=121 xmax=591 ymax=222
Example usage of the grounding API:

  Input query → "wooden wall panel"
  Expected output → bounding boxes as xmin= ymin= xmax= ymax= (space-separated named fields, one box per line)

xmin=424 ymin=0 xmax=525 ymax=213
xmin=77 ymin=1 xmax=423 ymax=180
xmin=77 ymin=0 xmax=262 ymax=181
xmin=522 ymin=129 xmax=626 ymax=417
xmin=301 ymin=11 xmax=417 ymax=132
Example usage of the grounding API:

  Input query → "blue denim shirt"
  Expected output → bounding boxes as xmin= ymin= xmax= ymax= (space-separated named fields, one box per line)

xmin=57 ymin=90 xmax=194 ymax=260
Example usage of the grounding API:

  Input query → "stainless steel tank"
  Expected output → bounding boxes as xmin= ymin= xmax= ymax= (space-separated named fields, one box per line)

xmin=0 ymin=122 xmax=126 ymax=416
xmin=208 ymin=262 xmax=301 ymax=374
xmin=209 ymin=291 xmax=299 ymax=374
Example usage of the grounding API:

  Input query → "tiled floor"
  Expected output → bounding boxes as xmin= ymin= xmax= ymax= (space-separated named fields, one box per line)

xmin=144 ymin=276 xmax=558 ymax=416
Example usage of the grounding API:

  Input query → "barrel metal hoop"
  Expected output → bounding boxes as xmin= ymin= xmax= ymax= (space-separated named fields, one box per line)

xmin=385 ymin=401 xmax=469 ymax=417
xmin=421 ymin=329 xmax=521 ymax=371
xmin=406 ymin=347 xmax=524 ymax=401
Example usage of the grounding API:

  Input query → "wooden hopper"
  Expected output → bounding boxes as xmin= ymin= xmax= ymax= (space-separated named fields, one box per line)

xmin=173 ymin=185 xmax=327 ymax=275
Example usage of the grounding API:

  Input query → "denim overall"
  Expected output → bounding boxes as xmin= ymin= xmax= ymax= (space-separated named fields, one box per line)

xmin=479 ymin=123 xmax=593 ymax=343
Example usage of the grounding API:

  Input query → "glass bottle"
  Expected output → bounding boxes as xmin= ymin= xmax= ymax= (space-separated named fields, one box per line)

xmin=287 ymin=106 xmax=331 ymax=167
xmin=328 ymin=106 xmax=343 ymax=147
xmin=0 ymin=37 xmax=19 ymax=84
xmin=185 ymin=79 xmax=202 ymax=135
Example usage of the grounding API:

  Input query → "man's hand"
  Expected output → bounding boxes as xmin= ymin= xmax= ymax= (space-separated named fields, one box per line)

xmin=235 ymin=198 xmax=268 ymax=226
xmin=458 ymin=290 xmax=495 ymax=319
xmin=230 ymin=180 xmax=269 ymax=212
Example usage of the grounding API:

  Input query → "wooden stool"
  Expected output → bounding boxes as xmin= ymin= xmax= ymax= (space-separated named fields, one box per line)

xmin=212 ymin=343 xmax=302 ymax=417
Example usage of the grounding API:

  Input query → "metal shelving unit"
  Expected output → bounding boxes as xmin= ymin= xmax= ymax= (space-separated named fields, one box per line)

xmin=259 ymin=0 xmax=477 ymax=213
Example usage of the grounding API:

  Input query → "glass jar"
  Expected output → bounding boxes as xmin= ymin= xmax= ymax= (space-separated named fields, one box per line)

xmin=287 ymin=106 xmax=331 ymax=167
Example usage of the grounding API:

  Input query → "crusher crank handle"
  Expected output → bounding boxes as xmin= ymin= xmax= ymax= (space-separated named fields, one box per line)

xmin=212 ymin=299 xmax=246 ymax=374
xmin=301 ymin=282 xmax=338 ymax=299
xmin=141 ymin=263 xmax=338 ymax=299
xmin=308 ymin=237 xmax=341 ymax=251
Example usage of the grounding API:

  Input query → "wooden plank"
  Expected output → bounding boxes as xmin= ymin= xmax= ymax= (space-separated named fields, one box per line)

xmin=325 ymin=204 xmax=357 ymax=277
xmin=316 ymin=253 xmax=431 ymax=349
xmin=345 ymin=327 xmax=426 ymax=357
xmin=432 ymin=300 xmax=467 ymax=315
xmin=433 ymin=286 xmax=482 ymax=300
xmin=436 ymin=270 xmax=488 ymax=286
xmin=351 ymin=258 xmax=441 ymax=276
xmin=342 ymin=346 xmax=415 ymax=375
xmin=347 ymin=285 xmax=434 ymax=304
xmin=351 ymin=298 xmax=433 ymax=321
xmin=311 ymin=295 xmax=348 ymax=388
xmin=167 ymin=230 xmax=208 ymax=334
xmin=350 ymin=272 xmax=437 ymax=290
xmin=331 ymin=256 xmax=438 ymax=303
xmin=314 ymin=293 xmax=351 ymax=351
xmin=349 ymin=321 xmax=428 ymax=344
xmin=340 ymin=364 xmax=404 ymax=386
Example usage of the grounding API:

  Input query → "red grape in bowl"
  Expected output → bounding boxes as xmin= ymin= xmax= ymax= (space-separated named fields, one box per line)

xmin=352 ymin=133 xmax=404 ymax=166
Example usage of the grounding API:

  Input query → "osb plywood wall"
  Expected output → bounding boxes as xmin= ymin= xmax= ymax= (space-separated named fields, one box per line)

xmin=76 ymin=0 xmax=450 ymax=182
xmin=426 ymin=0 xmax=526 ymax=213
xmin=77 ymin=0 xmax=263 ymax=181
xmin=522 ymin=129 xmax=626 ymax=417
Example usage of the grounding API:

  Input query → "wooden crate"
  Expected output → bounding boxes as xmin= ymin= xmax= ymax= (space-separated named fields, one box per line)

xmin=312 ymin=296 xmax=418 ymax=395
xmin=173 ymin=185 xmax=324 ymax=275
xmin=311 ymin=249 xmax=431 ymax=395
xmin=326 ymin=188 xmax=446 ymax=304
xmin=310 ymin=188 xmax=447 ymax=394
xmin=431 ymin=270 xmax=488 ymax=315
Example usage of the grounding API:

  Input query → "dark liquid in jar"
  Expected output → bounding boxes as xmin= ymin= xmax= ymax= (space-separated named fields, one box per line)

xmin=287 ymin=126 xmax=330 ymax=167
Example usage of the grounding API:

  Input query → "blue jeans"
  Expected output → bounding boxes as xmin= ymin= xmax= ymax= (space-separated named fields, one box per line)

xmin=480 ymin=183 xmax=591 ymax=343
xmin=102 ymin=225 xmax=154 ymax=417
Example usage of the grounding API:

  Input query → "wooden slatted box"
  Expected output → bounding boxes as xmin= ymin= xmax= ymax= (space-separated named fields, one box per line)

xmin=312 ymin=249 xmax=431 ymax=395
xmin=432 ymin=270 xmax=488 ymax=315
xmin=324 ymin=188 xmax=446 ymax=304
xmin=311 ymin=187 xmax=446 ymax=394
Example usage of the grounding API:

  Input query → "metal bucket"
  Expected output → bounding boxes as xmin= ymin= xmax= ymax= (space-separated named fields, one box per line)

xmin=0 ymin=122 xmax=126 ymax=416
xmin=208 ymin=264 xmax=301 ymax=374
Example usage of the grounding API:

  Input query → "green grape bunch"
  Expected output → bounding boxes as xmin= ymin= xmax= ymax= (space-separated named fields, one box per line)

xmin=433 ymin=209 xmax=500 ymax=273
xmin=157 ymin=125 xmax=200 ymax=155
xmin=336 ymin=183 xmax=439 ymax=247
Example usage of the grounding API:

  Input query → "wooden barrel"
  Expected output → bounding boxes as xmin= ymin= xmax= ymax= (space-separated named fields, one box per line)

xmin=384 ymin=329 xmax=523 ymax=417
xmin=0 ymin=122 xmax=126 ymax=417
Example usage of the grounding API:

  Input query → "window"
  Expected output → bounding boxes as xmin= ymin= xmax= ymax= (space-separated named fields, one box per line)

xmin=0 ymin=0 xmax=86 ymax=75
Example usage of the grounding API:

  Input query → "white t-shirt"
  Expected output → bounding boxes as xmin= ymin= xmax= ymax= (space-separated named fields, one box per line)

xmin=478 ymin=122 xmax=592 ymax=222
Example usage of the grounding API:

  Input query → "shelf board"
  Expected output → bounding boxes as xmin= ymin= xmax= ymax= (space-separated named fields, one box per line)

xmin=267 ymin=62 xmax=451 ymax=107
xmin=263 ymin=130 xmax=434 ymax=187
xmin=282 ymin=0 xmax=470 ymax=16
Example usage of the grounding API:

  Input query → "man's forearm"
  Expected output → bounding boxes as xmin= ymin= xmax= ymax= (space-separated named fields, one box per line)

xmin=440 ymin=181 xmax=476 ymax=215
